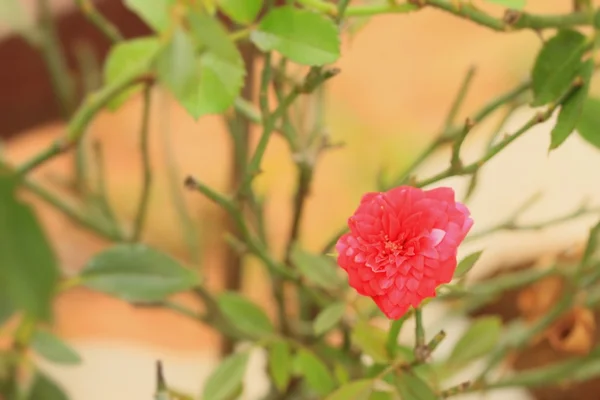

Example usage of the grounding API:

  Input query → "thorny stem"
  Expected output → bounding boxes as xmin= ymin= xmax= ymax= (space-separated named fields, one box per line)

xmin=414 ymin=307 xmax=426 ymax=361
xmin=91 ymin=141 xmax=122 ymax=237
xmin=130 ymin=85 xmax=153 ymax=242
xmin=443 ymin=66 xmax=477 ymax=132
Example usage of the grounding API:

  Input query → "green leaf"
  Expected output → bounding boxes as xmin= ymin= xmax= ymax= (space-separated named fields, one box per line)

xmin=531 ymin=29 xmax=588 ymax=106
xmin=202 ymin=351 xmax=250 ymax=400
xmin=251 ymin=6 xmax=340 ymax=66
xmin=0 ymin=0 xmax=36 ymax=44
xmin=28 ymin=372 xmax=68 ymax=400
xmin=268 ymin=340 xmax=292 ymax=392
xmin=124 ymin=0 xmax=174 ymax=32
xmin=291 ymin=246 xmax=342 ymax=290
xmin=577 ymin=97 xmax=600 ymax=149
xmin=0 ymin=291 xmax=15 ymax=326
xmin=31 ymin=330 xmax=82 ymax=365
xmin=294 ymin=349 xmax=336 ymax=396
xmin=394 ymin=372 xmax=437 ymax=400
xmin=218 ymin=0 xmax=263 ymax=24
xmin=368 ymin=392 xmax=395 ymax=400
xmin=454 ymin=251 xmax=483 ymax=279
xmin=80 ymin=244 xmax=198 ymax=302
xmin=448 ymin=316 xmax=502 ymax=367
xmin=351 ymin=320 xmax=389 ymax=363
xmin=582 ymin=219 xmax=600 ymax=268
xmin=217 ymin=292 xmax=274 ymax=338
xmin=325 ymin=379 xmax=374 ymax=400
xmin=550 ymin=59 xmax=594 ymax=150
xmin=314 ymin=302 xmax=346 ymax=335
xmin=157 ymin=22 xmax=245 ymax=119
xmin=103 ymin=37 xmax=161 ymax=110
xmin=483 ymin=0 xmax=526 ymax=8
xmin=0 ymin=173 xmax=59 ymax=321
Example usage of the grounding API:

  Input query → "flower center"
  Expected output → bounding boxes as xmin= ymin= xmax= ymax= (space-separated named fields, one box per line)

xmin=383 ymin=235 xmax=403 ymax=253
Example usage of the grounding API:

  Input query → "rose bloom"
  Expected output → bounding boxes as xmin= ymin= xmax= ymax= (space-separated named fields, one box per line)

xmin=336 ymin=186 xmax=473 ymax=319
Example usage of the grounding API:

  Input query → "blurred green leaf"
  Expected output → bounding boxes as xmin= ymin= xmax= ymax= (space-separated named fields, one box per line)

xmin=0 ymin=173 xmax=59 ymax=322
xmin=0 ymin=0 xmax=36 ymax=44
xmin=550 ymin=59 xmax=594 ymax=150
xmin=454 ymin=251 xmax=483 ymax=280
xmin=484 ymin=0 xmax=526 ymax=8
xmin=80 ymin=244 xmax=198 ymax=302
xmin=202 ymin=351 xmax=250 ymax=400
xmin=103 ymin=37 xmax=161 ymax=110
xmin=157 ymin=21 xmax=245 ymax=119
xmin=368 ymin=392 xmax=396 ymax=400
xmin=351 ymin=320 xmax=389 ymax=363
xmin=251 ymin=6 xmax=340 ymax=66
xmin=294 ymin=349 xmax=336 ymax=396
xmin=124 ymin=0 xmax=174 ymax=32
xmin=582 ymin=219 xmax=600 ymax=268
xmin=217 ymin=292 xmax=274 ymax=338
xmin=333 ymin=363 xmax=350 ymax=385
xmin=449 ymin=316 xmax=502 ymax=367
xmin=218 ymin=0 xmax=263 ymax=24
xmin=325 ymin=379 xmax=373 ymax=400
xmin=268 ymin=340 xmax=292 ymax=392
xmin=32 ymin=330 xmax=82 ymax=365
xmin=0 ymin=291 xmax=15 ymax=326
xmin=291 ymin=246 xmax=342 ymax=290
xmin=27 ymin=372 xmax=68 ymax=400
xmin=531 ymin=29 xmax=588 ymax=106
xmin=394 ymin=372 xmax=437 ymax=400
xmin=314 ymin=302 xmax=346 ymax=335
xmin=577 ymin=97 xmax=600 ymax=149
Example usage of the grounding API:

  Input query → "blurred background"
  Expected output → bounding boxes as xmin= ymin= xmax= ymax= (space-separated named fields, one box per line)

xmin=3 ymin=0 xmax=600 ymax=399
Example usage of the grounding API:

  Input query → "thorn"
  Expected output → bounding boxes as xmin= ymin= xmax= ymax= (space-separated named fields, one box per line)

xmin=503 ymin=9 xmax=522 ymax=25
xmin=183 ymin=175 xmax=197 ymax=190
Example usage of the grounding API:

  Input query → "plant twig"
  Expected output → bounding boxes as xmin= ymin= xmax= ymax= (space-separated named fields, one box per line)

xmin=443 ymin=66 xmax=477 ymax=132
xmin=74 ymin=0 xmax=123 ymax=43
xmin=130 ymin=85 xmax=153 ymax=242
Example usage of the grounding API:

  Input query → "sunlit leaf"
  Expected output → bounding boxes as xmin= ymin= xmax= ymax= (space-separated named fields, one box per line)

xmin=27 ymin=373 xmax=68 ymax=400
xmin=251 ymin=6 xmax=340 ymax=66
xmin=103 ymin=37 xmax=161 ymax=110
xmin=291 ymin=246 xmax=342 ymax=290
xmin=454 ymin=251 xmax=483 ymax=279
xmin=484 ymin=0 xmax=526 ymax=9
xmin=218 ymin=0 xmax=263 ymax=24
xmin=124 ymin=0 xmax=175 ymax=32
xmin=394 ymin=372 xmax=437 ymax=400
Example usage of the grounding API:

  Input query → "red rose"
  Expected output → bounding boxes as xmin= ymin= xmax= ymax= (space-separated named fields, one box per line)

xmin=336 ymin=186 xmax=473 ymax=319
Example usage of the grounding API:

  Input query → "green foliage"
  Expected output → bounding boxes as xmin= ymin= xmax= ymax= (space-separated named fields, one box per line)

xmin=80 ymin=244 xmax=198 ymax=302
xmin=454 ymin=251 xmax=483 ymax=279
xmin=484 ymin=0 xmax=526 ymax=8
xmin=216 ymin=292 xmax=274 ymax=338
xmin=394 ymin=372 xmax=437 ymax=400
xmin=576 ymin=97 xmax=600 ymax=149
xmin=217 ymin=0 xmax=263 ymax=24
xmin=550 ymin=59 xmax=594 ymax=150
xmin=291 ymin=246 xmax=343 ymax=290
xmin=314 ymin=302 xmax=346 ymax=335
xmin=31 ymin=330 xmax=82 ymax=365
xmin=325 ymin=379 xmax=373 ymax=400
xmin=251 ymin=6 xmax=341 ymax=66
xmin=124 ymin=0 xmax=174 ymax=32
xmin=27 ymin=373 xmax=69 ymax=400
xmin=351 ymin=320 xmax=390 ymax=363
xmin=293 ymin=349 xmax=336 ymax=396
xmin=201 ymin=351 xmax=250 ymax=400
xmin=531 ymin=29 xmax=589 ymax=106
xmin=0 ymin=173 xmax=59 ymax=322
xmin=448 ymin=316 xmax=502 ymax=367
xmin=268 ymin=340 xmax=293 ymax=392
xmin=103 ymin=37 xmax=161 ymax=110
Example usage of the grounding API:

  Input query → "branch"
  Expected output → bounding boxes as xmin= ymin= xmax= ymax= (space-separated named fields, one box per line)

xmin=17 ymin=72 xmax=154 ymax=175
xmin=130 ymin=85 xmax=153 ymax=242
xmin=74 ymin=0 xmax=123 ymax=43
